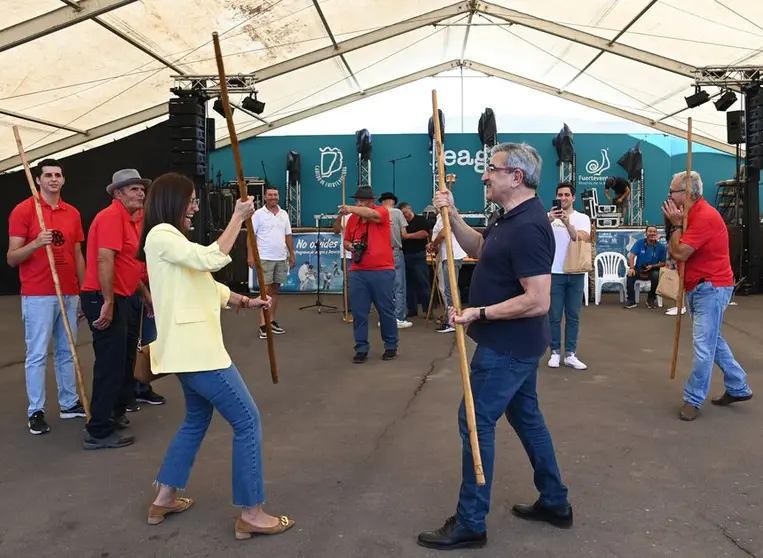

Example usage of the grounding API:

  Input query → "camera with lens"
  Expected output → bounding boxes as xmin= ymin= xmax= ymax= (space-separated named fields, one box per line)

xmin=351 ymin=238 xmax=367 ymax=264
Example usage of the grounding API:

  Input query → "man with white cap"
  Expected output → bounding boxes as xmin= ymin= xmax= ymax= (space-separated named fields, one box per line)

xmin=79 ymin=169 xmax=150 ymax=450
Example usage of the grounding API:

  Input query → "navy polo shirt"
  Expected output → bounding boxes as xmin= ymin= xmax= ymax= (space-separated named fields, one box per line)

xmin=629 ymin=238 xmax=667 ymax=269
xmin=467 ymin=196 xmax=554 ymax=359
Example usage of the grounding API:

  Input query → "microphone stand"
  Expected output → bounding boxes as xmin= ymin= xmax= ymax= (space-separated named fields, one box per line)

xmin=300 ymin=213 xmax=338 ymax=313
xmin=389 ymin=154 xmax=411 ymax=195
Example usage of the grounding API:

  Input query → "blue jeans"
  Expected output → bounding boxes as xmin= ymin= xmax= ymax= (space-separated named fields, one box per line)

xmin=21 ymin=295 xmax=80 ymax=416
xmin=683 ymin=281 xmax=752 ymax=408
xmin=441 ymin=259 xmax=463 ymax=308
xmin=349 ymin=269 xmax=398 ymax=354
xmin=404 ymin=252 xmax=430 ymax=315
xmin=457 ymin=345 xmax=568 ymax=532
xmin=129 ymin=293 xmax=157 ymax=396
xmin=393 ymin=249 xmax=406 ymax=321
xmin=549 ymin=274 xmax=585 ymax=354
xmin=156 ymin=363 xmax=265 ymax=507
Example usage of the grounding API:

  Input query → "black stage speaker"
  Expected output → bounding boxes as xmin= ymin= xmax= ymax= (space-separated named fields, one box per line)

xmin=727 ymin=110 xmax=745 ymax=145
xmin=168 ymin=96 xmax=210 ymax=243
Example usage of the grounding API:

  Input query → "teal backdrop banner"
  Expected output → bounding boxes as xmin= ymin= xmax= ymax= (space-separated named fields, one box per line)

xmin=211 ymin=133 xmax=750 ymax=227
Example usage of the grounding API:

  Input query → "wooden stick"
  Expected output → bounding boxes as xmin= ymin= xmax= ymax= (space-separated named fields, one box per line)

xmin=431 ymin=90 xmax=485 ymax=485
xmin=670 ymin=117 xmax=693 ymax=380
xmin=12 ymin=126 xmax=91 ymax=420
xmin=212 ymin=32 xmax=278 ymax=384
xmin=341 ymin=173 xmax=351 ymax=323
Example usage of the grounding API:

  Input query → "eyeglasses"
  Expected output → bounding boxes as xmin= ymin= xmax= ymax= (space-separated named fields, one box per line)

xmin=668 ymin=188 xmax=684 ymax=195
xmin=189 ymin=198 xmax=199 ymax=208
xmin=486 ymin=164 xmax=524 ymax=174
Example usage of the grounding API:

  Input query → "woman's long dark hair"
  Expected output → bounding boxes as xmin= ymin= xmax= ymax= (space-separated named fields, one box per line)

xmin=137 ymin=172 xmax=194 ymax=262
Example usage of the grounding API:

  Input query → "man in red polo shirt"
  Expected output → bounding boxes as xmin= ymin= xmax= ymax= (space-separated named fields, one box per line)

xmin=663 ymin=170 xmax=752 ymax=421
xmin=7 ymin=158 xmax=87 ymax=436
xmin=80 ymin=169 xmax=150 ymax=450
xmin=339 ymin=185 xmax=398 ymax=363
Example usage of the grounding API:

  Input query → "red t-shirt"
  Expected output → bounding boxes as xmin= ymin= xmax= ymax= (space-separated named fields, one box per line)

xmin=343 ymin=205 xmax=394 ymax=271
xmin=680 ymin=197 xmax=734 ymax=291
xmin=8 ymin=197 xmax=84 ymax=296
xmin=82 ymin=200 xmax=144 ymax=297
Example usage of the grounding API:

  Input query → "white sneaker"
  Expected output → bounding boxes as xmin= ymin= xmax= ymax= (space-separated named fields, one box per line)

xmin=397 ymin=319 xmax=413 ymax=329
xmin=548 ymin=353 xmax=561 ymax=368
xmin=665 ymin=306 xmax=686 ymax=316
xmin=564 ymin=353 xmax=587 ymax=370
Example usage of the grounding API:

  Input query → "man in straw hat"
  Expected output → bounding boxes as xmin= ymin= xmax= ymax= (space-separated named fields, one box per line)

xmin=79 ymin=169 xmax=151 ymax=450
xmin=338 ymin=185 xmax=398 ymax=363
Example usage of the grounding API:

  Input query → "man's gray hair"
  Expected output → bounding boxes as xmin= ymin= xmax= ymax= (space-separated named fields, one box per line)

xmin=490 ymin=142 xmax=542 ymax=189
xmin=671 ymin=170 xmax=703 ymax=198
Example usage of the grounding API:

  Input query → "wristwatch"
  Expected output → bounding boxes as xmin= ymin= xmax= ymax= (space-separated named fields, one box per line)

xmin=479 ymin=307 xmax=487 ymax=321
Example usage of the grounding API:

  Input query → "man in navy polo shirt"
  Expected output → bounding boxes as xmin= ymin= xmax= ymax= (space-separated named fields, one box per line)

xmin=624 ymin=225 xmax=667 ymax=309
xmin=417 ymin=143 xmax=572 ymax=551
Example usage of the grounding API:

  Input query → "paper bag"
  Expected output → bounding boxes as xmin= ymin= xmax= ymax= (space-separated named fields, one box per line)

xmin=563 ymin=241 xmax=593 ymax=273
xmin=656 ymin=267 xmax=680 ymax=301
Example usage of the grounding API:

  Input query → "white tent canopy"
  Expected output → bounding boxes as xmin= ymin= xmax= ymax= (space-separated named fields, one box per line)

xmin=1 ymin=0 xmax=762 ymax=172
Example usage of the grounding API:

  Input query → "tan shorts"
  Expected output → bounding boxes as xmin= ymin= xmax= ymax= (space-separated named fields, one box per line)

xmin=260 ymin=259 xmax=289 ymax=285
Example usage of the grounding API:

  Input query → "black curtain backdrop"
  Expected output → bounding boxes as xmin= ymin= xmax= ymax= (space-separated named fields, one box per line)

xmin=0 ymin=121 xmax=171 ymax=295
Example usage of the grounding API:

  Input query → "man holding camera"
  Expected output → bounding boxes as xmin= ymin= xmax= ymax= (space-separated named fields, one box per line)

xmin=339 ymin=185 xmax=398 ymax=364
xmin=624 ymin=225 xmax=667 ymax=309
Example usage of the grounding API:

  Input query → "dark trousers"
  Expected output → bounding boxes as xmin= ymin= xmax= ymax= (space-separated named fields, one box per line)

xmin=456 ymin=345 xmax=568 ymax=532
xmin=80 ymin=291 xmax=139 ymax=438
xmin=404 ymin=251 xmax=430 ymax=315
xmin=349 ymin=269 xmax=398 ymax=354
xmin=128 ymin=293 xmax=157 ymax=396
xmin=626 ymin=269 xmax=660 ymax=303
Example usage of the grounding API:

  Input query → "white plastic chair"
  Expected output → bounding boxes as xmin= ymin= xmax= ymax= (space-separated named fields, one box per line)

xmin=594 ymin=252 xmax=627 ymax=305
xmin=634 ymin=279 xmax=663 ymax=307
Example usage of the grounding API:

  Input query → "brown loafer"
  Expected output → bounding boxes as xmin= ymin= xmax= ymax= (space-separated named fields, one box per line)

xmin=147 ymin=496 xmax=194 ymax=525
xmin=234 ymin=515 xmax=295 ymax=540
xmin=711 ymin=391 xmax=753 ymax=406
xmin=679 ymin=402 xmax=699 ymax=421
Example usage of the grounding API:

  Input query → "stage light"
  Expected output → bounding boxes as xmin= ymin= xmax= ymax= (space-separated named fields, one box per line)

xmin=714 ymin=90 xmax=737 ymax=111
xmin=242 ymin=93 xmax=265 ymax=114
xmin=552 ymin=123 xmax=574 ymax=165
xmin=213 ymin=98 xmax=229 ymax=117
xmin=618 ymin=142 xmax=643 ymax=181
xmin=685 ymin=88 xmax=710 ymax=108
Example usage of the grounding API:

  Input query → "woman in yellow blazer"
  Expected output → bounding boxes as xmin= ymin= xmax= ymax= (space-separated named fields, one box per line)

xmin=137 ymin=172 xmax=295 ymax=539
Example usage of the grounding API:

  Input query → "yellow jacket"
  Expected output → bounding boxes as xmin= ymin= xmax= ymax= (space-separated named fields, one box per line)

xmin=144 ymin=223 xmax=234 ymax=374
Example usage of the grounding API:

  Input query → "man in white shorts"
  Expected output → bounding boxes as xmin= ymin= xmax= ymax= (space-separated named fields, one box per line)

xmin=248 ymin=186 xmax=295 ymax=339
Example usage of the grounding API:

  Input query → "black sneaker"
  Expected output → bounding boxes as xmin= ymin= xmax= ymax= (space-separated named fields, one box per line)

xmin=126 ymin=403 xmax=141 ymax=413
xmin=353 ymin=352 xmax=368 ymax=364
xmin=436 ymin=323 xmax=455 ymax=333
xmin=28 ymin=411 xmax=50 ymax=435
xmin=60 ymin=402 xmax=87 ymax=419
xmin=382 ymin=349 xmax=397 ymax=360
xmin=624 ymin=302 xmax=637 ymax=309
xmin=259 ymin=326 xmax=267 ymax=339
xmin=110 ymin=415 xmax=130 ymax=430
xmin=83 ymin=431 xmax=135 ymax=450
xmin=136 ymin=389 xmax=166 ymax=405
xmin=270 ymin=321 xmax=286 ymax=334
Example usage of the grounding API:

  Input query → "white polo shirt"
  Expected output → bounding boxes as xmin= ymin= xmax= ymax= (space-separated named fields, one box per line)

xmin=252 ymin=205 xmax=292 ymax=260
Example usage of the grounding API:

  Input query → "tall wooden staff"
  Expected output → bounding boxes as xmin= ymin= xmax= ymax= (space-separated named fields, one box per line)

xmin=670 ymin=117 xmax=693 ymax=380
xmin=12 ymin=126 xmax=91 ymax=420
xmin=341 ymin=173 xmax=351 ymax=323
xmin=431 ymin=90 xmax=485 ymax=485
xmin=212 ymin=32 xmax=278 ymax=384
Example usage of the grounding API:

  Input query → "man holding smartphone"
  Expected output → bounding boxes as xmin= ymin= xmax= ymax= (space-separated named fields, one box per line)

xmin=547 ymin=183 xmax=590 ymax=370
